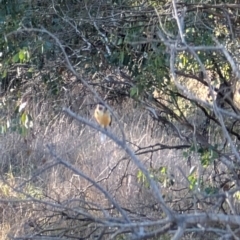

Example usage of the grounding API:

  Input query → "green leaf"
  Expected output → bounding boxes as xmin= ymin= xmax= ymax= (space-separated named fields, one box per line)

xmin=44 ymin=41 xmax=53 ymax=50
xmin=119 ymin=51 xmax=124 ymax=65
xmin=182 ymin=151 xmax=188 ymax=158
xmin=18 ymin=125 xmax=27 ymax=136
xmin=117 ymin=38 xmax=123 ymax=45
xmin=21 ymin=112 xmax=27 ymax=124
xmin=12 ymin=53 xmax=19 ymax=63
xmin=159 ymin=166 xmax=167 ymax=174
xmin=2 ymin=69 xmax=7 ymax=78
xmin=130 ymin=86 xmax=138 ymax=98
xmin=137 ymin=170 xmax=143 ymax=179
xmin=0 ymin=125 xmax=7 ymax=134
xmin=19 ymin=50 xmax=25 ymax=60
xmin=205 ymin=186 xmax=218 ymax=195
xmin=20 ymin=112 xmax=31 ymax=129
xmin=188 ymin=175 xmax=197 ymax=190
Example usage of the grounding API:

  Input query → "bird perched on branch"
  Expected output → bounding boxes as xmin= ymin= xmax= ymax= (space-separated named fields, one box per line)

xmin=94 ymin=103 xmax=112 ymax=141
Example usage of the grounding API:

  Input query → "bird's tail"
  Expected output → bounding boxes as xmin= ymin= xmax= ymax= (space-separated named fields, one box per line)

xmin=100 ymin=132 xmax=107 ymax=142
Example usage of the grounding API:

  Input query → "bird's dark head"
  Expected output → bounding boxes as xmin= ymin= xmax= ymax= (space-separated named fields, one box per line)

xmin=96 ymin=103 xmax=106 ymax=112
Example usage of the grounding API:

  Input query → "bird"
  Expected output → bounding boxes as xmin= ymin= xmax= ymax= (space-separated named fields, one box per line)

xmin=94 ymin=103 xmax=112 ymax=141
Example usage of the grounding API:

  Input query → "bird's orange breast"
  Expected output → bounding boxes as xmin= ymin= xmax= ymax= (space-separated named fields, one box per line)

xmin=94 ymin=111 xmax=111 ymax=128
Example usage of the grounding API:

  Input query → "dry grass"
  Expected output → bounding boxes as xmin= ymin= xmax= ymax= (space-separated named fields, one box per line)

xmin=0 ymin=96 xmax=229 ymax=239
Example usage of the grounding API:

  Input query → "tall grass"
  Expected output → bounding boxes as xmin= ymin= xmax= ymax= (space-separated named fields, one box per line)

xmin=0 ymin=96 xmax=230 ymax=239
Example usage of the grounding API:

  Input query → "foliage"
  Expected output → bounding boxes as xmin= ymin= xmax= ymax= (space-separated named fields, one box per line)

xmin=137 ymin=166 xmax=174 ymax=189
